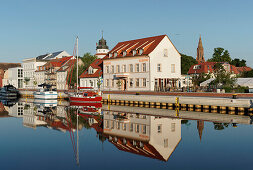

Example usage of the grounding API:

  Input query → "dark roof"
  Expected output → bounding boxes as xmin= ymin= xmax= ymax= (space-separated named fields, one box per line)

xmin=0 ymin=63 xmax=21 ymax=70
xmin=36 ymin=51 xmax=68 ymax=60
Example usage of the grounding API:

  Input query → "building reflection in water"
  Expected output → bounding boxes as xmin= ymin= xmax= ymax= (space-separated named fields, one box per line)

xmin=102 ymin=111 xmax=181 ymax=161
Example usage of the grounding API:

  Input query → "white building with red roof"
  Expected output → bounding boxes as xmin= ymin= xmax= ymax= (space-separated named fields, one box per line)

xmin=79 ymin=58 xmax=103 ymax=89
xmin=103 ymin=35 xmax=181 ymax=91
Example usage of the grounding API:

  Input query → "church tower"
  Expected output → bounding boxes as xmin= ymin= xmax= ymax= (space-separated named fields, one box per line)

xmin=196 ymin=35 xmax=205 ymax=63
xmin=95 ymin=31 xmax=109 ymax=59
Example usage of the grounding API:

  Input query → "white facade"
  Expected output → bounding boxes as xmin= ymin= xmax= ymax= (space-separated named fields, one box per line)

xmin=103 ymin=36 xmax=181 ymax=91
xmin=2 ymin=67 xmax=23 ymax=88
xmin=56 ymin=71 xmax=68 ymax=90
xmin=22 ymin=51 xmax=70 ymax=88
xmin=80 ymin=77 xmax=99 ymax=89
xmin=22 ymin=58 xmax=46 ymax=88
xmin=103 ymin=111 xmax=181 ymax=161
xmin=96 ymin=48 xmax=109 ymax=59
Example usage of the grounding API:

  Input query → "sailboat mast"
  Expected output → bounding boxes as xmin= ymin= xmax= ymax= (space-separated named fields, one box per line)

xmin=76 ymin=109 xmax=79 ymax=165
xmin=76 ymin=36 xmax=79 ymax=94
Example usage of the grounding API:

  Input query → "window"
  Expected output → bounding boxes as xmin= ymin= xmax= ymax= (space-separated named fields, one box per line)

xmin=123 ymin=51 xmax=127 ymax=56
xmin=111 ymin=121 xmax=114 ymax=129
xmin=171 ymin=123 xmax=175 ymax=132
xmin=90 ymin=80 xmax=94 ymax=87
xmin=142 ymin=63 xmax=146 ymax=72
xmin=114 ymin=52 xmax=118 ymax=57
xmin=106 ymin=66 xmax=109 ymax=73
xmin=164 ymin=138 xmax=168 ymax=148
xmin=171 ymin=64 xmax=175 ymax=73
xmin=106 ymin=79 xmax=109 ymax=87
xmin=109 ymin=53 xmax=112 ymax=58
xmin=142 ymin=78 xmax=146 ymax=87
xmin=158 ymin=124 xmax=162 ymax=133
xmin=122 ymin=123 xmax=126 ymax=131
xmin=116 ymin=65 xmax=120 ymax=73
xmin=88 ymin=67 xmax=94 ymax=74
xmin=105 ymin=120 xmax=109 ymax=128
xmin=136 ymin=78 xmax=139 ymax=87
xmin=111 ymin=65 xmax=114 ymax=73
xmin=136 ymin=64 xmax=140 ymax=72
xmin=117 ymin=122 xmax=120 ymax=129
xmin=142 ymin=125 xmax=146 ymax=134
xmin=157 ymin=64 xmax=161 ymax=72
xmin=122 ymin=65 xmax=126 ymax=72
xmin=129 ymin=64 xmax=133 ymax=72
xmin=139 ymin=49 xmax=143 ymax=55
xmin=129 ymin=78 xmax=133 ymax=87
xmin=164 ymin=49 xmax=168 ymax=57
xmin=130 ymin=123 xmax=133 ymax=132
xmin=133 ymin=50 xmax=136 ymax=56
xmin=111 ymin=80 xmax=114 ymax=87
xmin=136 ymin=124 xmax=139 ymax=133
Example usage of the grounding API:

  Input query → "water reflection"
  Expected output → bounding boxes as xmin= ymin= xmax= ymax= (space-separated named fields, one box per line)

xmin=1 ymin=99 xmax=253 ymax=168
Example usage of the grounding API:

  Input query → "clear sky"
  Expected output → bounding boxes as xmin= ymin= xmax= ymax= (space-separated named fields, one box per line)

xmin=0 ymin=0 xmax=253 ymax=66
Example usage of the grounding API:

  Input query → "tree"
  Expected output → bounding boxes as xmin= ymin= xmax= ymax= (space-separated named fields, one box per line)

xmin=192 ymin=73 xmax=211 ymax=86
xmin=24 ymin=77 xmax=30 ymax=88
xmin=207 ymin=47 xmax=231 ymax=63
xmin=231 ymin=58 xmax=246 ymax=67
xmin=181 ymin=53 xmax=198 ymax=74
xmin=241 ymin=70 xmax=253 ymax=78
xmin=68 ymin=53 xmax=97 ymax=87
xmin=210 ymin=63 xmax=236 ymax=88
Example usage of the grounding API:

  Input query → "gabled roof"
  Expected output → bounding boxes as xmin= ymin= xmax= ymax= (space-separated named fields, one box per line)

xmin=38 ymin=56 xmax=73 ymax=71
xmin=188 ymin=62 xmax=239 ymax=74
xmin=103 ymin=35 xmax=167 ymax=59
xmin=79 ymin=59 xmax=103 ymax=78
xmin=36 ymin=51 xmax=69 ymax=60
xmin=57 ymin=59 xmax=76 ymax=72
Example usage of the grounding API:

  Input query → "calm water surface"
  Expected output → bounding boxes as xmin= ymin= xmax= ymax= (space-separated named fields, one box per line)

xmin=0 ymin=99 xmax=253 ymax=170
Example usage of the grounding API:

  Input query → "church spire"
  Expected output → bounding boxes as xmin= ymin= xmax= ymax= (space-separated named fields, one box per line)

xmin=197 ymin=120 xmax=204 ymax=142
xmin=196 ymin=35 xmax=205 ymax=63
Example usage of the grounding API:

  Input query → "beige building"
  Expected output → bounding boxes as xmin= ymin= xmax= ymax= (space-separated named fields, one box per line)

xmin=103 ymin=35 xmax=181 ymax=91
xmin=103 ymin=110 xmax=181 ymax=161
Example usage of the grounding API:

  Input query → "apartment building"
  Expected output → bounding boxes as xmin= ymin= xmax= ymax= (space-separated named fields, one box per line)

xmin=103 ymin=35 xmax=181 ymax=91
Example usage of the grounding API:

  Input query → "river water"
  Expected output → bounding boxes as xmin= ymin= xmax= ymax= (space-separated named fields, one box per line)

xmin=0 ymin=99 xmax=253 ymax=170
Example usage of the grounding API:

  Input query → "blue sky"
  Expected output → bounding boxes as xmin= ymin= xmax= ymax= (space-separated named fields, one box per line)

xmin=0 ymin=0 xmax=253 ymax=66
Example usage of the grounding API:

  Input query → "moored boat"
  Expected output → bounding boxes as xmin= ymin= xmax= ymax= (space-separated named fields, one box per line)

xmin=0 ymin=84 xmax=20 ymax=100
xmin=33 ymin=84 xmax=57 ymax=99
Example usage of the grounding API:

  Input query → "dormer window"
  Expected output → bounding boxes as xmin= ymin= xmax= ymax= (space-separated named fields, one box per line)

xmin=123 ymin=51 xmax=127 ymax=57
xmin=114 ymin=52 xmax=117 ymax=57
xmin=109 ymin=53 xmax=112 ymax=58
xmin=132 ymin=50 xmax=136 ymax=56
xmin=139 ymin=49 xmax=143 ymax=55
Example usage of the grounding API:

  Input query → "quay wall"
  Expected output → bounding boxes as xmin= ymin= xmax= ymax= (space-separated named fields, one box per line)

xmin=102 ymin=94 xmax=252 ymax=108
xmin=102 ymin=105 xmax=252 ymax=125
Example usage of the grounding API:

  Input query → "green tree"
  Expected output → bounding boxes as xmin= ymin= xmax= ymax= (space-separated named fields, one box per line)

xmin=68 ymin=53 xmax=97 ymax=87
xmin=207 ymin=47 xmax=231 ymax=63
xmin=192 ymin=73 xmax=211 ymax=86
xmin=241 ymin=70 xmax=253 ymax=78
xmin=181 ymin=53 xmax=198 ymax=74
xmin=231 ymin=58 xmax=246 ymax=67
xmin=210 ymin=63 xmax=236 ymax=88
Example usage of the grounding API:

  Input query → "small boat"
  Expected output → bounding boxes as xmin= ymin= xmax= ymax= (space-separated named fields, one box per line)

xmin=68 ymin=37 xmax=102 ymax=103
xmin=0 ymin=84 xmax=20 ymax=100
xmin=33 ymin=84 xmax=57 ymax=99
xmin=69 ymin=87 xmax=102 ymax=103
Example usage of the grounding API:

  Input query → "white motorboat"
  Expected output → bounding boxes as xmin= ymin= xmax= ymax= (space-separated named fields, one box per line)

xmin=33 ymin=84 xmax=57 ymax=99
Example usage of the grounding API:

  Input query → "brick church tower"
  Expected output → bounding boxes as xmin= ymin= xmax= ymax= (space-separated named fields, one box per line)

xmin=196 ymin=36 xmax=205 ymax=63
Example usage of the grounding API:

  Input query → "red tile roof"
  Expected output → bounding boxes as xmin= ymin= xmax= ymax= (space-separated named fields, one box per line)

xmin=236 ymin=66 xmax=252 ymax=73
xmin=38 ymin=56 xmax=73 ymax=70
xmin=188 ymin=62 xmax=239 ymax=74
xmin=103 ymin=35 xmax=174 ymax=59
xmin=79 ymin=59 xmax=103 ymax=78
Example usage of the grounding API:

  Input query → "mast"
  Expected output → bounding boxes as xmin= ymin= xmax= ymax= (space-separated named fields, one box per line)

xmin=76 ymin=36 xmax=79 ymax=94
xmin=76 ymin=108 xmax=79 ymax=165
